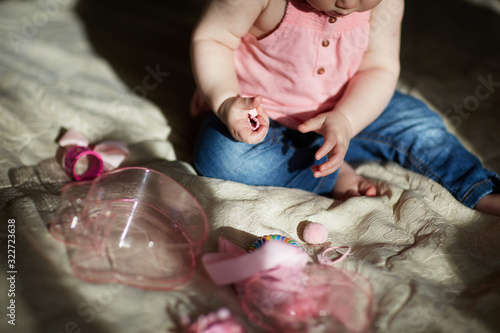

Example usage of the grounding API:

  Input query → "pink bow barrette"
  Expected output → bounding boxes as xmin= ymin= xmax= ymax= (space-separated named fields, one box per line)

xmin=58 ymin=128 xmax=129 ymax=181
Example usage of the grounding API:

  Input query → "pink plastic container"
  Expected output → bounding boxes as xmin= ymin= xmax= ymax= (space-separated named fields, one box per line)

xmin=50 ymin=167 xmax=208 ymax=290
xmin=239 ymin=265 xmax=374 ymax=332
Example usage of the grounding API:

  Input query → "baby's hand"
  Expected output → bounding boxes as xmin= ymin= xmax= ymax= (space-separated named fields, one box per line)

xmin=218 ymin=96 xmax=269 ymax=144
xmin=297 ymin=111 xmax=352 ymax=178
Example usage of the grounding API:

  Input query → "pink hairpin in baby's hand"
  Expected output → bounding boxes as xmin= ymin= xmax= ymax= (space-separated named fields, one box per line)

xmin=247 ymin=108 xmax=260 ymax=131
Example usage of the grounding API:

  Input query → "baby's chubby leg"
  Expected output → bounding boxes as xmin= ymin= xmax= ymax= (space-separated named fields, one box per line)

xmin=345 ymin=91 xmax=500 ymax=214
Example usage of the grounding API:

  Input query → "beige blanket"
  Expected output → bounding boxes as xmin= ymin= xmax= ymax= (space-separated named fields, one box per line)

xmin=1 ymin=0 xmax=499 ymax=332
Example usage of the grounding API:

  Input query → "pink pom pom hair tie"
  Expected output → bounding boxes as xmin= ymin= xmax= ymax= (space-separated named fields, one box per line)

xmin=302 ymin=222 xmax=329 ymax=244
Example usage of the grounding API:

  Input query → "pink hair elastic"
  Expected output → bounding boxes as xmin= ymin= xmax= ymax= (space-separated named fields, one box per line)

xmin=58 ymin=128 xmax=129 ymax=181
xmin=318 ymin=246 xmax=352 ymax=266
xmin=64 ymin=145 xmax=104 ymax=181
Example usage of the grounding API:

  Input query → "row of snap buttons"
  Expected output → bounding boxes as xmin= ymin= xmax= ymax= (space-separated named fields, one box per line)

xmin=317 ymin=16 xmax=337 ymax=75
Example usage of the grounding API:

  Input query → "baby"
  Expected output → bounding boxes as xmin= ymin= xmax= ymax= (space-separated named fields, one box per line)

xmin=190 ymin=0 xmax=500 ymax=216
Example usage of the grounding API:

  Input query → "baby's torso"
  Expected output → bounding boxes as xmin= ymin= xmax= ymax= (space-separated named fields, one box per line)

xmin=235 ymin=0 xmax=371 ymax=129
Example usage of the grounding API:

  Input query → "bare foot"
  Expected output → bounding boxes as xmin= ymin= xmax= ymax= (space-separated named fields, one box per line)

xmin=474 ymin=193 xmax=500 ymax=217
xmin=332 ymin=163 xmax=377 ymax=200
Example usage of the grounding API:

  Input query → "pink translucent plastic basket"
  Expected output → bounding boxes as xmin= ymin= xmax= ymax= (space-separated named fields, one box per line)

xmin=239 ymin=264 xmax=374 ymax=332
xmin=50 ymin=167 xmax=208 ymax=290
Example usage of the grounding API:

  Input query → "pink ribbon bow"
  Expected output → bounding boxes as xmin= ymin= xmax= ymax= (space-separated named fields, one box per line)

xmin=202 ymin=236 xmax=309 ymax=286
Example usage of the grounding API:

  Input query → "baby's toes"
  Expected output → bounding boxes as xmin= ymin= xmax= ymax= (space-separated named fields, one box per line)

xmin=360 ymin=181 xmax=377 ymax=197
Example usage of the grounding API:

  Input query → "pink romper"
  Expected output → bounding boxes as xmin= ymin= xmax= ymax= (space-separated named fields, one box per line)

xmin=192 ymin=0 xmax=371 ymax=130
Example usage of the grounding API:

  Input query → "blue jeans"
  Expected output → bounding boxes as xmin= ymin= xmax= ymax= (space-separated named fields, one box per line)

xmin=193 ymin=91 xmax=500 ymax=208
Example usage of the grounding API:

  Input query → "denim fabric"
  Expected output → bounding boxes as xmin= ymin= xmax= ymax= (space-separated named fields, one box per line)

xmin=193 ymin=91 xmax=500 ymax=207
xmin=345 ymin=91 xmax=500 ymax=208
xmin=193 ymin=113 xmax=337 ymax=195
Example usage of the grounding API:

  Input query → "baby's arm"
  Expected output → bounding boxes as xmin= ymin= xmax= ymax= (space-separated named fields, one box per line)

xmin=191 ymin=0 xmax=270 ymax=143
xmin=298 ymin=0 xmax=405 ymax=177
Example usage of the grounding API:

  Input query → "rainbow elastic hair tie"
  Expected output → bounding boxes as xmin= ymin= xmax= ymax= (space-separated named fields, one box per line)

xmin=248 ymin=234 xmax=299 ymax=252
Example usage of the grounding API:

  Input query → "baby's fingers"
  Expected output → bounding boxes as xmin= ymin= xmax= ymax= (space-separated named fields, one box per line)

xmin=315 ymin=139 xmax=336 ymax=161
xmin=312 ymin=140 xmax=347 ymax=177
xmin=247 ymin=95 xmax=262 ymax=109
xmin=312 ymin=154 xmax=343 ymax=177
xmin=315 ymin=131 xmax=348 ymax=159
xmin=240 ymin=106 xmax=269 ymax=144
xmin=297 ymin=115 xmax=325 ymax=133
